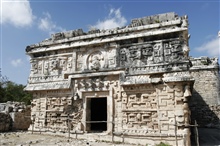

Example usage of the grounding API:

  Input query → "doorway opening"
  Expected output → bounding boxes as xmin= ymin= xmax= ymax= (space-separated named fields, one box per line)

xmin=90 ymin=97 xmax=107 ymax=132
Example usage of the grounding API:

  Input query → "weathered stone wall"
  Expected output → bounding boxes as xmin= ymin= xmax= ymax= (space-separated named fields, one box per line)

xmin=24 ymin=12 xmax=206 ymax=146
xmin=10 ymin=106 xmax=31 ymax=130
xmin=0 ymin=101 xmax=31 ymax=131
xmin=119 ymin=82 xmax=192 ymax=136
xmin=189 ymin=57 xmax=220 ymax=127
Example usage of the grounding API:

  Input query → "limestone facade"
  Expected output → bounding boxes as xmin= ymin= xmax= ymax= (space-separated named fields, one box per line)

xmin=24 ymin=12 xmax=219 ymax=146
xmin=189 ymin=57 xmax=220 ymax=127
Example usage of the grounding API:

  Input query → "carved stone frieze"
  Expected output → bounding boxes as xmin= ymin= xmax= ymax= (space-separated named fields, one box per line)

xmin=120 ymin=83 xmax=192 ymax=136
xmin=119 ymin=39 xmax=188 ymax=68
xmin=29 ymin=55 xmax=73 ymax=78
xmin=30 ymin=91 xmax=84 ymax=132
xmin=163 ymin=71 xmax=194 ymax=82
xmin=76 ymin=51 xmax=84 ymax=71
xmin=121 ymin=86 xmax=159 ymax=135
xmin=120 ymin=74 xmax=163 ymax=85
xmin=75 ymin=76 xmax=119 ymax=92
xmin=25 ymin=80 xmax=71 ymax=91
xmin=122 ymin=92 xmax=157 ymax=110
xmin=28 ymin=75 xmax=63 ymax=84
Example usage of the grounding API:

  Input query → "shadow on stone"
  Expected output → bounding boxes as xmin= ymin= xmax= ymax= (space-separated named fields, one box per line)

xmin=0 ymin=113 xmax=13 ymax=132
xmin=189 ymin=89 xmax=220 ymax=145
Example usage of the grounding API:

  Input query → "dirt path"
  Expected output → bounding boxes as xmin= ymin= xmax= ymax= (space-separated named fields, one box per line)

xmin=0 ymin=131 xmax=133 ymax=146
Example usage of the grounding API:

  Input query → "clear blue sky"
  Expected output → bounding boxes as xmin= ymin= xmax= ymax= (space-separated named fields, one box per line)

xmin=0 ymin=0 xmax=219 ymax=85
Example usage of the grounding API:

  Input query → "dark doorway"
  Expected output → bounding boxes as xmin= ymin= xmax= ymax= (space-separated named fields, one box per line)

xmin=90 ymin=97 xmax=107 ymax=131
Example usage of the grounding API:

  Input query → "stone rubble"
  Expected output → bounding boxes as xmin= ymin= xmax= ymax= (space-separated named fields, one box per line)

xmin=0 ymin=101 xmax=31 ymax=131
xmin=0 ymin=113 xmax=12 ymax=131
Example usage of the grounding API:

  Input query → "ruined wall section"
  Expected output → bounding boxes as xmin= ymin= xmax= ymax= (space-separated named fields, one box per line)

xmin=30 ymin=90 xmax=74 ymax=132
xmin=25 ymin=48 xmax=75 ymax=131
xmin=189 ymin=57 xmax=220 ymax=127
xmin=0 ymin=102 xmax=31 ymax=131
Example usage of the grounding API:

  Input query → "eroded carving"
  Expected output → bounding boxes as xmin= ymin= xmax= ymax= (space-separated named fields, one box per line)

xmin=88 ymin=51 xmax=104 ymax=71
xmin=119 ymin=39 xmax=188 ymax=68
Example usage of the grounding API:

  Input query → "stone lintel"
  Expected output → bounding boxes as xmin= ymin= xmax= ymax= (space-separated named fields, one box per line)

xmin=67 ymin=70 xmax=123 ymax=79
xmin=24 ymin=80 xmax=71 ymax=91
xmin=190 ymin=65 xmax=219 ymax=71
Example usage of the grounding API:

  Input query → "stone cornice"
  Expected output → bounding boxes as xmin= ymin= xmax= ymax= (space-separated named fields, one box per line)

xmin=67 ymin=70 xmax=123 ymax=79
xmin=26 ymin=19 xmax=187 ymax=54
xmin=24 ymin=80 xmax=71 ymax=91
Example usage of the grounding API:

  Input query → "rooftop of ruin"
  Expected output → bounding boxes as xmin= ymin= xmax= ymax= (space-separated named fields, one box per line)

xmin=26 ymin=12 xmax=189 ymax=54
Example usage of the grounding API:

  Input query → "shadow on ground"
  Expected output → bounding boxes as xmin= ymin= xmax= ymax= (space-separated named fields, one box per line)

xmin=191 ymin=128 xmax=220 ymax=146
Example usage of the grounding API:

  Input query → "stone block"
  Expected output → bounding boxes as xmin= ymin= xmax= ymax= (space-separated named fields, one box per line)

xmin=0 ymin=113 xmax=12 ymax=131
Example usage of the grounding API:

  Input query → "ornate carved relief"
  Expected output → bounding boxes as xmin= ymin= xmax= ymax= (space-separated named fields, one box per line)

xmin=76 ymin=48 xmax=116 ymax=71
xmin=122 ymin=111 xmax=159 ymax=134
xmin=59 ymin=57 xmax=67 ymax=71
xmin=153 ymin=42 xmax=163 ymax=63
xmin=87 ymin=51 xmax=104 ymax=71
xmin=76 ymin=51 xmax=84 ymax=71
xmin=121 ymin=85 xmax=159 ymax=134
xmin=31 ymin=93 xmax=83 ymax=132
xmin=107 ymin=47 xmax=117 ymax=68
xmin=170 ymin=40 xmax=183 ymax=61
xmin=128 ymin=46 xmax=142 ymax=66
xmin=44 ymin=61 xmax=49 ymax=75
xmin=76 ymin=76 xmax=118 ymax=92
xmin=164 ymin=42 xmax=172 ymax=62
xmin=119 ymin=39 xmax=188 ymax=67
xmin=31 ymin=61 xmax=38 ymax=74
xmin=163 ymin=71 xmax=193 ymax=82
xmin=67 ymin=57 xmax=73 ymax=71
xmin=31 ymin=97 xmax=46 ymax=129
xmin=142 ymin=44 xmax=153 ymax=64
xmin=45 ymin=97 xmax=83 ymax=132
xmin=29 ymin=56 xmax=73 ymax=80
xmin=120 ymin=83 xmax=191 ymax=135
xmin=50 ymin=58 xmax=59 ymax=70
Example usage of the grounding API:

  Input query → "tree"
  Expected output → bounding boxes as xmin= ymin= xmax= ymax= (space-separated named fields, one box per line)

xmin=0 ymin=77 xmax=32 ymax=105
xmin=0 ymin=76 xmax=9 ymax=103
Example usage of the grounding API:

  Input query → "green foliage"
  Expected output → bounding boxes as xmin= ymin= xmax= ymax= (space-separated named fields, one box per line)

xmin=154 ymin=19 xmax=160 ymax=23
xmin=156 ymin=142 xmax=171 ymax=146
xmin=0 ymin=76 xmax=32 ymax=105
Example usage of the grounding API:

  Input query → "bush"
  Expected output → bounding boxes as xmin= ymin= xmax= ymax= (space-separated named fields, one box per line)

xmin=0 ymin=77 xmax=32 ymax=105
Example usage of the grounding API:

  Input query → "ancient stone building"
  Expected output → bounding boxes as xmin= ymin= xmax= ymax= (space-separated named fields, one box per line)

xmin=24 ymin=12 xmax=219 ymax=146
